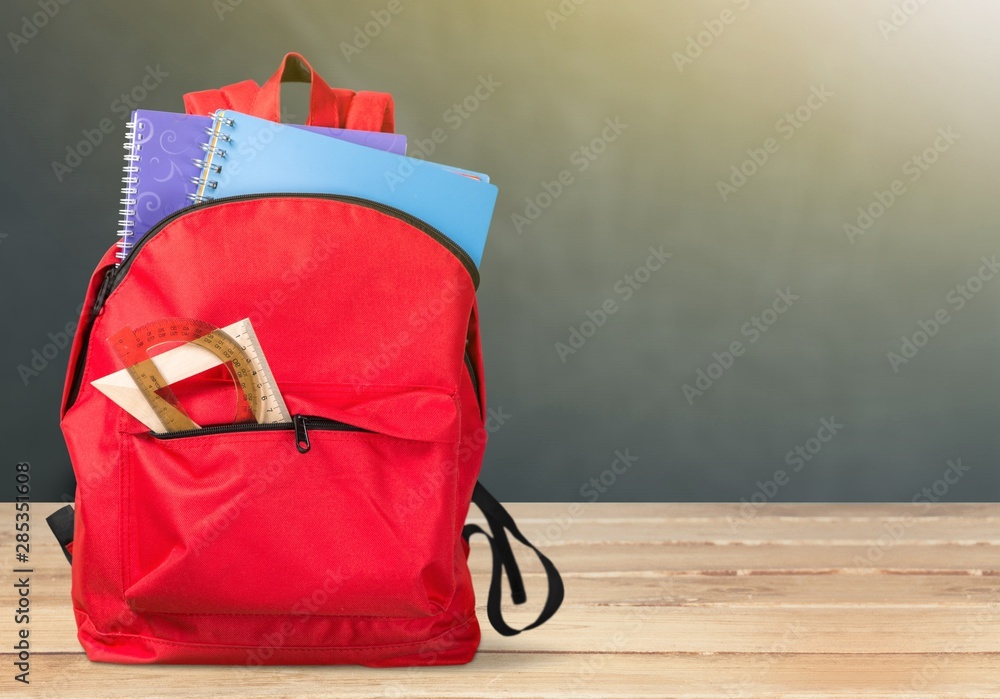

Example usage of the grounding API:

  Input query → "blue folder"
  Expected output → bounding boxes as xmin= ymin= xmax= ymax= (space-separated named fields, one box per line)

xmin=196 ymin=110 xmax=497 ymax=266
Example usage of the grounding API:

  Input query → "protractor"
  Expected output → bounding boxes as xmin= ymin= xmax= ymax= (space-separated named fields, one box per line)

xmin=108 ymin=317 xmax=261 ymax=432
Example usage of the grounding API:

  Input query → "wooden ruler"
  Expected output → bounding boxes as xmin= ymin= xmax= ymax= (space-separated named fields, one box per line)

xmin=93 ymin=318 xmax=289 ymax=433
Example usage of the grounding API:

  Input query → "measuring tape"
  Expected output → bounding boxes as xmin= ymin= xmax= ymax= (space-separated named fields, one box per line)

xmin=97 ymin=317 xmax=289 ymax=433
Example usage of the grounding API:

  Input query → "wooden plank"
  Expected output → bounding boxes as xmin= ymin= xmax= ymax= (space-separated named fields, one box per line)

xmin=8 ymin=503 xmax=1000 ymax=696
xmin=17 ymin=504 xmax=1000 ymax=578
xmin=470 ymin=503 xmax=1000 ymax=545
xmin=10 ymin=503 xmax=1000 ymax=553
xmin=466 ymin=540 xmax=1000 ymax=574
xmin=508 ymin=516 xmax=1000 ymax=545
xmin=15 ymin=507 xmax=1000 ymax=570
xmin=4 ymin=652 xmax=999 ymax=698
xmin=19 ymin=605 xmax=1000 ymax=654
xmin=20 ymin=571 xmax=1000 ymax=606
xmin=485 ymin=502 xmax=1000 ymax=519
xmin=534 ymin=573 xmax=1000 ymax=606
xmin=477 ymin=605 xmax=1000 ymax=654
xmin=18 ymin=573 xmax=1000 ymax=655
xmin=17 ymin=535 xmax=1000 ymax=577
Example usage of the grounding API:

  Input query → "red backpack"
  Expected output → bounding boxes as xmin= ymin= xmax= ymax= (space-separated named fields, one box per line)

xmin=48 ymin=54 xmax=563 ymax=666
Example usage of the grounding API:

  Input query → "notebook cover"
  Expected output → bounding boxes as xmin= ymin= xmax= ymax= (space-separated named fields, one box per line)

xmin=118 ymin=110 xmax=407 ymax=259
xmin=196 ymin=110 xmax=498 ymax=267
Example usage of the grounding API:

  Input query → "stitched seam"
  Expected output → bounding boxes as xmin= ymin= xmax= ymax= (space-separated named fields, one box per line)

xmin=124 ymin=607 xmax=458 ymax=620
xmin=121 ymin=423 xmax=130 ymax=596
xmin=84 ymin=612 xmax=476 ymax=652
xmin=278 ymin=381 xmax=460 ymax=394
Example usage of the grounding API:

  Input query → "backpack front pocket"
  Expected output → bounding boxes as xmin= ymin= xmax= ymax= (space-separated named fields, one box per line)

xmin=122 ymin=390 xmax=461 ymax=620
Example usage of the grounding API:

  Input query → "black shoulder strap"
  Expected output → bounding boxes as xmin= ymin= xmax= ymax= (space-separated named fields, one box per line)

xmin=46 ymin=504 xmax=75 ymax=564
xmin=462 ymin=481 xmax=565 ymax=636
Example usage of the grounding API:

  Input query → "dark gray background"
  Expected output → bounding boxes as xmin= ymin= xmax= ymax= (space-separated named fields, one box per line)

xmin=2 ymin=0 xmax=998 ymax=502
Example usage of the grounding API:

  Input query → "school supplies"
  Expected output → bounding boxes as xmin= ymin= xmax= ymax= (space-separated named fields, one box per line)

xmin=117 ymin=110 xmax=407 ymax=262
xmin=193 ymin=110 xmax=498 ymax=267
xmin=53 ymin=53 xmax=560 ymax=669
xmin=92 ymin=317 xmax=288 ymax=432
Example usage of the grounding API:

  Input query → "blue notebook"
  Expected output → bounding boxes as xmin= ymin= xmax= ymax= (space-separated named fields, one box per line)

xmin=194 ymin=110 xmax=498 ymax=266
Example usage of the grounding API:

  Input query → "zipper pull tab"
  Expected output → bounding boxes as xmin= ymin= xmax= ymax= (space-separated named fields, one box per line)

xmin=92 ymin=268 xmax=115 ymax=316
xmin=293 ymin=415 xmax=311 ymax=454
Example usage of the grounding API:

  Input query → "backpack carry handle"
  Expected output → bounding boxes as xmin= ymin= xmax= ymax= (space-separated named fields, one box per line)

xmin=251 ymin=52 xmax=395 ymax=131
xmin=183 ymin=52 xmax=395 ymax=133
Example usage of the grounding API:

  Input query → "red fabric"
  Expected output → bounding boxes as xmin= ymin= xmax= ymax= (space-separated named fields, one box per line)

xmin=60 ymin=197 xmax=486 ymax=665
xmin=182 ymin=79 xmax=260 ymax=119
xmin=183 ymin=53 xmax=394 ymax=132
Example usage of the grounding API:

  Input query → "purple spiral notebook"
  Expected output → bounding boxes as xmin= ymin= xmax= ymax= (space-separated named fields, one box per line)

xmin=116 ymin=109 xmax=407 ymax=263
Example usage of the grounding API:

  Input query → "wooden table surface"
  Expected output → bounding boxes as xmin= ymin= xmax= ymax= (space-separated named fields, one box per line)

xmin=2 ymin=502 xmax=999 ymax=698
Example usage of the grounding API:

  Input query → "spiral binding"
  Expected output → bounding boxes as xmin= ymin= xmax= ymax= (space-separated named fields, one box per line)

xmin=187 ymin=111 xmax=232 ymax=204
xmin=116 ymin=115 xmax=141 ymax=265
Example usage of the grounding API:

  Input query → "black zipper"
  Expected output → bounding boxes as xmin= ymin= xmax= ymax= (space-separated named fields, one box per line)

xmin=150 ymin=414 xmax=370 ymax=454
xmin=64 ymin=193 xmax=480 ymax=411
xmin=93 ymin=267 xmax=116 ymax=313
xmin=464 ymin=351 xmax=480 ymax=409
xmin=64 ymin=267 xmax=116 ymax=411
